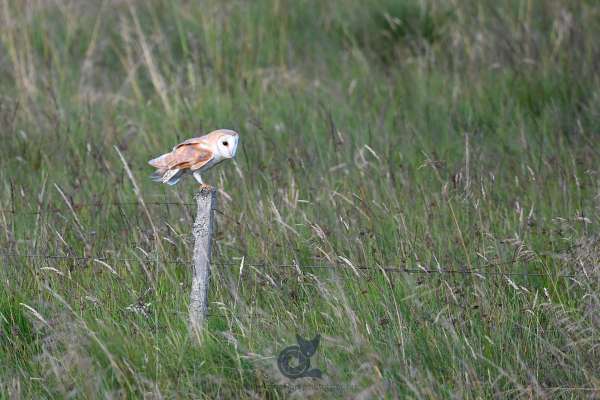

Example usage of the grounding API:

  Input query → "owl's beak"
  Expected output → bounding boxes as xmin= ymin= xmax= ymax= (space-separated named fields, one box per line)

xmin=231 ymin=135 xmax=239 ymax=158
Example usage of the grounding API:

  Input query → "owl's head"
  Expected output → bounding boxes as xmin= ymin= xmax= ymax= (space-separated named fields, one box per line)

xmin=210 ymin=129 xmax=239 ymax=159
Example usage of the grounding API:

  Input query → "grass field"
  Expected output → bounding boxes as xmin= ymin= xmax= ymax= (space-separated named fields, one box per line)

xmin=1 ymin=0 xmax=599 ymax=398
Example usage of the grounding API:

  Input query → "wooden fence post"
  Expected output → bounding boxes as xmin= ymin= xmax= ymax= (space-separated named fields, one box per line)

xmin=189 ymin=186 xmax=217 ymax=333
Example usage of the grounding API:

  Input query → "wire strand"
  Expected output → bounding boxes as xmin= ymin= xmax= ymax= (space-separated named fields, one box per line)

xmin=0 ymin=200 xmax=195 ymax=215
xmin=0 ymin=252 xmax=578 ymax=278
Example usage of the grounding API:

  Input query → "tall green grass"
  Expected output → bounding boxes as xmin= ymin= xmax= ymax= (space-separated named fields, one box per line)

xmin=1 ymin=0 xmax=599 ymax=398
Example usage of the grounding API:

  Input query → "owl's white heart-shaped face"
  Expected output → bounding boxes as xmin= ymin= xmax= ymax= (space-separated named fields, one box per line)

xmin=216 ymin=132 xmax=239 ymax=159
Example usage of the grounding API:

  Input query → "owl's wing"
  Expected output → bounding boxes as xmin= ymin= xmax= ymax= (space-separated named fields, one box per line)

xmin=167 ymin=141 xmax=214 ymax=170
xmin=173 ymin=136 xmax=206 ymax=150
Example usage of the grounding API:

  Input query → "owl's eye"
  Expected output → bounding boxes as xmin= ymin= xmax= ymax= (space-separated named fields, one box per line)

xmin=222 ymin=141 xmax=229 ymax=147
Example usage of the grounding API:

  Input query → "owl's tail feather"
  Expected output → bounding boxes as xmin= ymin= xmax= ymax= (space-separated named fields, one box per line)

xmin=151 ymin=169 xmax=167 ymax=182
xmin=148 ymin=152 xmax=172 ymax=169
xmin=165 ymin=169 xmax=184 ymax=185
xmin=150 ymin=168 xmax=184 ymax=185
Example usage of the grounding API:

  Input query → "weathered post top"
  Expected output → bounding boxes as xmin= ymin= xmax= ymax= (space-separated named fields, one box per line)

xmin=189 ymin=186 xmax=217 ymax=335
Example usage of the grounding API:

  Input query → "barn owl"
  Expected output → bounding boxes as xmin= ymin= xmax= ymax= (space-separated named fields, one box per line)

xmin=148 ymin=129 xmax=239 ymax=186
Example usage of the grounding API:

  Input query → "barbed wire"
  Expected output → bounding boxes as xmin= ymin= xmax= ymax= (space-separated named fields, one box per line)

xmin=0 ymin=200 xmax=194 ymax=216
xmin=0 ymin=200 xmax=243 ymax=228
xmin=0 ymin=199 xmax=585 ymax=281
xmin=0 ymin=252 xmax=579 ymax=279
